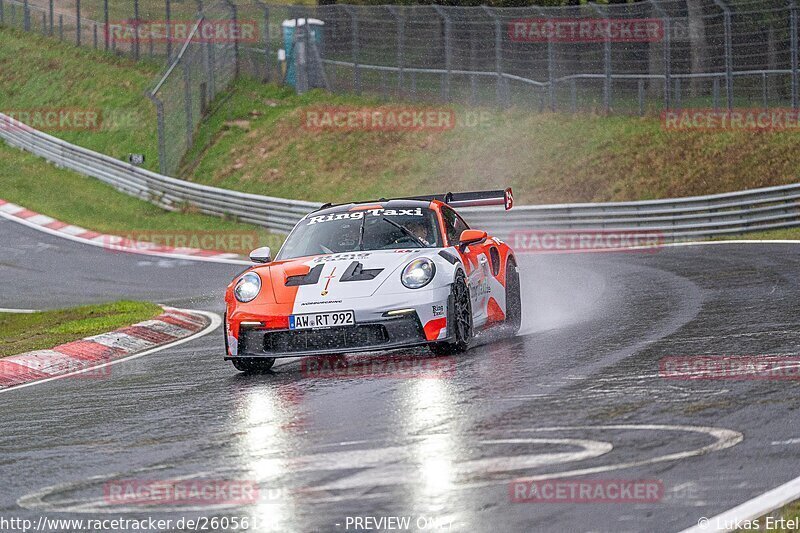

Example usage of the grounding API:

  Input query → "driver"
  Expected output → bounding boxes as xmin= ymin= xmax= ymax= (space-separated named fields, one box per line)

xmin=406 ymin=219 xmax=432 ymax=246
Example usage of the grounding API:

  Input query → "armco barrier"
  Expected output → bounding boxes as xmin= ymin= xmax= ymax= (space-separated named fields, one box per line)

xmin=1 ymin=111 xmax=800 ymax=240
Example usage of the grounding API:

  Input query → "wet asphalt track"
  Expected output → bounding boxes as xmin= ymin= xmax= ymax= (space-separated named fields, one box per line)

xmin=1 ymin=216 xmax=800 ymax=533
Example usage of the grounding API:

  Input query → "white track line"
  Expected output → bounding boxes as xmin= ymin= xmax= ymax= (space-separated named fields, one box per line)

xmin=0 ymin=309 xmax=221 ymax=394
xmin=0 ymin=308 xmax=39 ymax=313
xmin=681 ymin=475 xmax=800 ymax=532
xmin=0 ymin=210 xmax=251 ymax=266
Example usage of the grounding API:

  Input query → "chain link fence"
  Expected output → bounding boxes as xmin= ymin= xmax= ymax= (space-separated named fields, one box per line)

xmin=1 ymin=0 xmax=799 ymax=174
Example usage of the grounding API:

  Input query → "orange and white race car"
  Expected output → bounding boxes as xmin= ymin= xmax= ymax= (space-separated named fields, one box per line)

xmin=224 ymin=189 xmax=521 ymax=372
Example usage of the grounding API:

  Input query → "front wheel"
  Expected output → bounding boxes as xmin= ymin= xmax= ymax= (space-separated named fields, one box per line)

xmin=232 ymin=357 xmax=276 ymax=373
xmin=430 ymin=270 xmax=473 ymax=355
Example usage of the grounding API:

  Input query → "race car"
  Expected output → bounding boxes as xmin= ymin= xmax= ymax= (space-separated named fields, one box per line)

xmin=224 ymin=189 xmax=521 ymax=372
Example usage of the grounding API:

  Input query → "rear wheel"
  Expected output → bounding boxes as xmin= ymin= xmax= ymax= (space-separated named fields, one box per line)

xmin=430 ymin=270 xmax=472 ymax=355
xmin=505 ymin=258 xmax=522 ymax=334
xmin=232 ymin=357 xmax=276 ymax=373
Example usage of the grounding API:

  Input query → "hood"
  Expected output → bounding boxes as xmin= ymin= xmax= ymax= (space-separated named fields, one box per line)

xmin=266 ymin=250 xmax=430 ymax=303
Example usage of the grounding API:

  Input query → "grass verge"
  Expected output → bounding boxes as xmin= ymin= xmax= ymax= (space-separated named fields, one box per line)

xmin=0 ymin=142 xmax=285 ymax=251
xmin=0 ymin=26 xmax=161 ymax=172
xmin=0 ymin=300 xmax=162 ymax=357
xmin=184 ymin=78 xmax=800 ymax=206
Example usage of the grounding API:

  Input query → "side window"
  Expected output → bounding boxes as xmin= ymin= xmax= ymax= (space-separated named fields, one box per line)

xmin=441 ymin=206 xmax=469 ymax=246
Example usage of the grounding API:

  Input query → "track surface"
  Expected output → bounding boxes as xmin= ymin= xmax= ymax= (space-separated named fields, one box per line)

xmin=2 ymin=216 xmax=800 ymax=532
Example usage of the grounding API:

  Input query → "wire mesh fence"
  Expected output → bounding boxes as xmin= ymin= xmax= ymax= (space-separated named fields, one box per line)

xmin=1 ymin=0 xmax=799 ymax=175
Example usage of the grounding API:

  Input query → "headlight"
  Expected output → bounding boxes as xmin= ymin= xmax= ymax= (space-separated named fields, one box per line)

xmin=401 ymin=258 xmax=436 ymax=289
xmin=234 ymin=272 xmax=262 ymax=302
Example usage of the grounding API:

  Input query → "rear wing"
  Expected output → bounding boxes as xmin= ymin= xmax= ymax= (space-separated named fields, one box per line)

xmin=403 ymin=188 xmax=514 ymax=210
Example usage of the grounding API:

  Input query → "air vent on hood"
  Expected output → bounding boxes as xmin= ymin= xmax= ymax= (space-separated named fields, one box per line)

xmin=340 ymin=261 xmax=383 ymax=282
xmin=286 ymin=264 xmax=324 ymax=286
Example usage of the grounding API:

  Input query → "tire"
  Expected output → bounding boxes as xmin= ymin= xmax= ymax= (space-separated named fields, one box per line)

xmin=505 ymin=258 xmax=522 ymax=335
xmin=232 ymin=357 xmax=276 ymax=373
xmin=430 ymin=270 xmax=473 ymax=355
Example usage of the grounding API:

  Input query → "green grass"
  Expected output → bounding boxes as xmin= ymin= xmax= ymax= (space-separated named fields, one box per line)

xmin=0 ymin=26 xmax=161 ymax=172
xmin=715 ymin=227 xmax=800 ymax=241
xmin=756 ymin=501 xmax=800 ymax=531
xmin=0 ymin=142 xmax=285 ymax=251
xmin=183 ymin=78 xmax=800 ymax=206
xmin=0 ymin=300 xmax=162 ymax=356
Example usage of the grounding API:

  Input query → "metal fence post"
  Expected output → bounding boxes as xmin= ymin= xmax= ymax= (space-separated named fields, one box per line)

xmin=535 ymin=7 xmax=556 ymax=111
xmin=103 ymin=0 xmax=109 ymax=50
xmin=22 ymin=0 xmax=29 ymax=32
xmin=133 ymin=0 xmax=140 ymax=60
xmin=713 ymin=0 xmax=733 ymax=110
xmin=253 ymin=1 xmax=271 ymax=82
xmin=344 ymin=6 xmax=361 ymax=95
xmin=59 ymin=14 xmax=63 ymax=41
xmin=482 ymin=6 xmax=506 ymax=109
xmin=302 ymin=10 xmax=312 ymax=93
xmin=224 ymin=0 xmax=240 ymax=79
xmin=165 ymin=0 xmax=172 ymax=60
xmin=433 ymin=5 xmax=452 ymax=102
xmin=147 ymin=92 xmax=168 ymax=176
xmin=183 ymin=60 xmax=193 ymax=150
xmin=76 ymin=0 xmax=81 ymax=46
xmin=387 ymin=6 xmax=404 ymax=97
xmin=790 ymin=0 xmax=798 ymax=110
xmin=590 ymin=3 xmax=611 ymax=112
xmin=650 ymin=0 xmax=671 ymax=110
xmin=49 ymin=0 xmax=54 ymax=35
xmin=0 ymin=1 xmax=4 ymax=26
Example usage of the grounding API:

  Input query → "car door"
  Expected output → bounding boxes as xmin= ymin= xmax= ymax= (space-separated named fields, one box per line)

xmin=441 ymin=206 xmax=490 ymax=327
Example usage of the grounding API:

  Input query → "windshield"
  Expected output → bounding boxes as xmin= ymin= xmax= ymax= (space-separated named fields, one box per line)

xmin=276 ymin=206 xmax=442 ymax=260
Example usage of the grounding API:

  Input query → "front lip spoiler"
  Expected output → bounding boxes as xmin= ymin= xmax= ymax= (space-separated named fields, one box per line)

xmin=224 ymin=338 xmax=437 ymax=360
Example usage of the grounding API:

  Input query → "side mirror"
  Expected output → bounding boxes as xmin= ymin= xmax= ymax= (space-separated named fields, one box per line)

xmin=459 ymin=229 xmax=487 ymax=248
xmin=249 ymin=246 xmax=272 ymax=264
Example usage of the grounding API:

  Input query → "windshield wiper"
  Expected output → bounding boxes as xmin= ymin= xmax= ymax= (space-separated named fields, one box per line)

xmin=379 ymin=217 xmax=427 ymax=248
xmin=358 ymin=213 xmax=366 ymax=251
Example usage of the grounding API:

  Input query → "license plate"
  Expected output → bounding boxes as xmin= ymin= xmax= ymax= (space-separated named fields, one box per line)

xmin=289 ymin=311 xmax=355 ymax=330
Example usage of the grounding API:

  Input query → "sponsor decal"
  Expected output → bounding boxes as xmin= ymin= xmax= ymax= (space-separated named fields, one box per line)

xmin=662 ymin=108 xmax=800 ymax=131
xmin=659 ymin=355 xmax=800 ymax=380
xmin=510 ymin=479 xmax=664 ymax=503
xmin=306 ymin=208 xmax=424 ymax=225
xmin=508 ymin=18 xmax=664 ymax=43
xmin=313 ymin=252 xmax=372 ymax=263
xmin=432 ymin=304 xmax=445 ymax=317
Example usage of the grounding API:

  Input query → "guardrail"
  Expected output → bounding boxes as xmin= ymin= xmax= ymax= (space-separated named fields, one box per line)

xmin=1 ymin=111 xmax=800 ymax=241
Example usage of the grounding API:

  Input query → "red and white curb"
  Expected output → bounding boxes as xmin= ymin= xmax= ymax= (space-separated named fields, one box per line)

xmin=0 ymin=199 xmax=251 ymax=265
xmin=0 ymin=307 xmax=216 ymax=392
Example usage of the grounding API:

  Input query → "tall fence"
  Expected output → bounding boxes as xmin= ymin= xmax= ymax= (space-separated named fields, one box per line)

xmin=2 ymin=0 xmax=800 ymax=173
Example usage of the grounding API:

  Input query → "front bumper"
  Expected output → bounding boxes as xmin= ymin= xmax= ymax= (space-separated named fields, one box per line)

xmin=225 ymin=313 xmax=437 ymax=359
